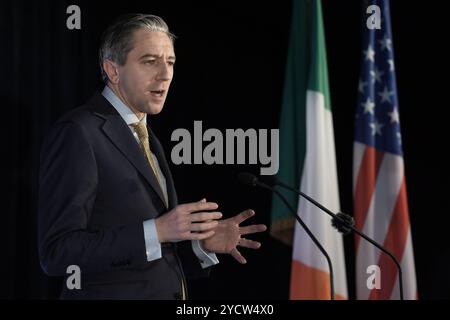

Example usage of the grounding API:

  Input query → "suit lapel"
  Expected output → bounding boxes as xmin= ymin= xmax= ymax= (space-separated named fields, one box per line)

xmin=90 ymin=94 xmax=168 ymax=208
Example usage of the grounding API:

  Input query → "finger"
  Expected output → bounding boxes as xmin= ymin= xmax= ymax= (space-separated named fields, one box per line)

xmin=190 ymin=220 xmax=219 ymax=232
xmin=180 ymin=201 xmax=219 ymax=213
xmin=234 ymin=209 xmax=255 ymax=224
xmin=230 ymin=248 xmax=247 ymax=264
xmin=238 ymin=238 xmax=261 ymax=249
xmin=189 ymin=211 xmax=223 ymax=222
xmin=187 ymin=230 xmax=215 ymax=241
xmin=240 ymin=224 xmax=267 ymax=235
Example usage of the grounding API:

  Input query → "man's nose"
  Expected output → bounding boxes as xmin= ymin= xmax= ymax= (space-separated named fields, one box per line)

xmin=156 ymin=63 xmax=172 ymax=81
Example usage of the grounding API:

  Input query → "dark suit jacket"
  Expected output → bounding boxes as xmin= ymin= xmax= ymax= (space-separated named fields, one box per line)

xmin=38 ymin=92 xmax=206 ymax=299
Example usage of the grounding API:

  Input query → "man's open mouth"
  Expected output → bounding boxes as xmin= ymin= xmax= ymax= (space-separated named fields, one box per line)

xmin=150 ymin=90 xmax=164 ymax=97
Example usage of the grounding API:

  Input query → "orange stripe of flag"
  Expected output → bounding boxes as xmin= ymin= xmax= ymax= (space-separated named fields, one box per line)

xmin=290 ymin=259 xmax=346 ymax=300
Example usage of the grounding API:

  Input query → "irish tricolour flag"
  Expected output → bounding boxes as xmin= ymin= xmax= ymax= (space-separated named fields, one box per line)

xmin=270 ymin=0 xmax=348 ymax=300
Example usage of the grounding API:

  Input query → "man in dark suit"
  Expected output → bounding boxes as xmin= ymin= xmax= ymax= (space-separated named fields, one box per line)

xmin=38 ymin=13 xmax=266 ymax=300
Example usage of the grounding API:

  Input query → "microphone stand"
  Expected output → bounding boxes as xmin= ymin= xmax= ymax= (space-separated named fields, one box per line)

xmin=240 ymin=174 xmax=335 ymax=300
xmin=274 ymin=179 xmax=404 ymax=300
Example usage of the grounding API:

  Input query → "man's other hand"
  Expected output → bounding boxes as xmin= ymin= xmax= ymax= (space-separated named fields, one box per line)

xmin=201 ymin=209 xmax=267 ymax=264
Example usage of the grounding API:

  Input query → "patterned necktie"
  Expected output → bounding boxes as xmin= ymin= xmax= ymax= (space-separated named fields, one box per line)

xmin=132 ymin=120 xmax=186 ymax=299
xmin=131 ymin=120 xmax=168 ymax=208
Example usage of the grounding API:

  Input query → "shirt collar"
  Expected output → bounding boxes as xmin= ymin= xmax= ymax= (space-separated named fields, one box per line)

xmin=102 ymin=85 xmax=147 ymax=126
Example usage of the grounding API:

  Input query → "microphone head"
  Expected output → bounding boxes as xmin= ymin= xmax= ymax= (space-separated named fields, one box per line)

xmin=237 ymin=172 xmax=258 ymax=187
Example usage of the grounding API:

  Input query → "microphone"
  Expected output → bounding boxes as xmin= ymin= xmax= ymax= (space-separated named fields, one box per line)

xmin=264 ymin=174 xmax=404 ymax=300
xmin=238 ymin=172 xmax=336 ymax=300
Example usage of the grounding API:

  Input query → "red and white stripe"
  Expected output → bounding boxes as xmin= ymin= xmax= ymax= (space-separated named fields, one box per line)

xmin=353 ymin=141 xmax=417 ymax=300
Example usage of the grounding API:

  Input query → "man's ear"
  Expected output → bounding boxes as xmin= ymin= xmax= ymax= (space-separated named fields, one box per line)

xmin=103 ymin=59 xmax=120 ymax=84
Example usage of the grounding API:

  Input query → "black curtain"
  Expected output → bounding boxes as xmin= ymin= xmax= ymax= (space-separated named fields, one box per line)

xmin=2 ymin=0 xmax=449 ymax=300
xmin=2 ymin=0 xmax=100 ymax=299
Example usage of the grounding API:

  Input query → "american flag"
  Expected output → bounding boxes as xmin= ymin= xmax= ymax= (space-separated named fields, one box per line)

xmin=353 ymin=0 xmax=418 ymax=299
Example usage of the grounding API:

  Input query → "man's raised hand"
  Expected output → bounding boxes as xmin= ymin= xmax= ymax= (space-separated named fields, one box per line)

xmin=155 ymin=199 xmax=222 ymax=242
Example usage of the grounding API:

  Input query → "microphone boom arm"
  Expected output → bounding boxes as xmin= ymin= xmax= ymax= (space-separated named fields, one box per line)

xmin=256 ymin=180 xmax=335 ymax=300
xmin=276 ymin=180 xmax=404 ymax=300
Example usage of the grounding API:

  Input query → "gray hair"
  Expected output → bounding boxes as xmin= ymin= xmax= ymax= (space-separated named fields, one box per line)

xmin=99 ymin=13 xmax=175 ymax=83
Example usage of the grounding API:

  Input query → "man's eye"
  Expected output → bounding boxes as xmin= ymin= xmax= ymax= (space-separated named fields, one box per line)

xmin=168 ymin=61 xmax=175 ymax=66
xmin=144 ymin=60 xmax=155 ymax=65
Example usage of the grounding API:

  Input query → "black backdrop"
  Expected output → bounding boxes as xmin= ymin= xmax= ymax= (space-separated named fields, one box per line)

xmin=2 ymin=0 xmax=449 ymax=300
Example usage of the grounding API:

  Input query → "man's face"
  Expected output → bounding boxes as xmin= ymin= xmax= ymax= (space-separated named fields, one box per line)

xmin=116 ymin=28 xmax=175 ymax=115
